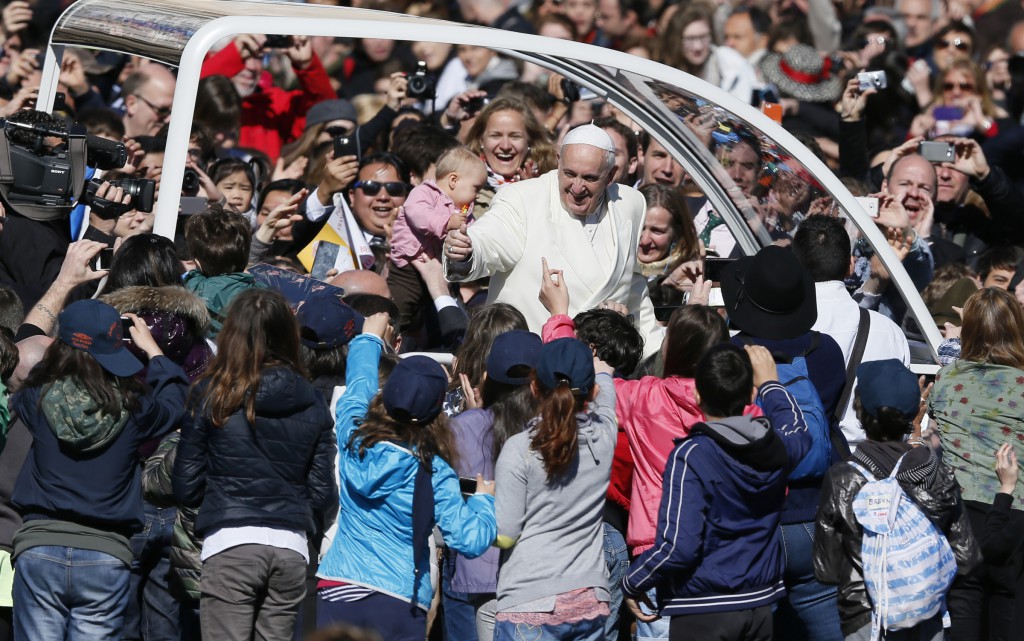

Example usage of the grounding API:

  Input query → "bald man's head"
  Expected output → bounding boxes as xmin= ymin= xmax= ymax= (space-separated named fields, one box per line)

xmin=122 ymin=63 xmax=176 ymax=138
xmin=329 ymin=269 xmax=392 ymax=299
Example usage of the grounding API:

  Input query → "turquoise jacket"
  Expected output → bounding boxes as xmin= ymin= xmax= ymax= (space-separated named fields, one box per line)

xmin=317 ymin=334 xmax=497 ymax=609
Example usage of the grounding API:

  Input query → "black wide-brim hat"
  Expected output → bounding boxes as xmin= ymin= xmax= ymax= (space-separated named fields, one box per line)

xmin=720 ymin=245 xmax=817 ymax=341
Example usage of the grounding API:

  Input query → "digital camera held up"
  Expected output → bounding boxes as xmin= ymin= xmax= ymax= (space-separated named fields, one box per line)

xmin=407 ymin=61 xmax=437 ymax=100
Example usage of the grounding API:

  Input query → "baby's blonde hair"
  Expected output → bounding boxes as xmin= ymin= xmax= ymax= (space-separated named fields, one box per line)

xmin=435 ymin=146 xmax=485 ymax=180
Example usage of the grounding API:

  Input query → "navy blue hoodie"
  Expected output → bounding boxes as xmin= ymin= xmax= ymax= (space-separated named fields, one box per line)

xmin=623 ymin=381 xmax=810 ymax=616
xmin=12 ymin=356 xmax=188 ymax=535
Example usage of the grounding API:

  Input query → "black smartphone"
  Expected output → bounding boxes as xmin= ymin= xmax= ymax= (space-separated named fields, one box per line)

xmin=459 ymin=477 xmax=477 ymax=496
xmin=703 ymin=257 xmax=737 ymax=284
xmin=464 ymin=96 xmax=489 ymax=115
xmin=654 ymin=305 xmax=680 ymax=323
xmin=121 ymin=316 xmax=134 ymax=338
xmin=264 ymin=34 xmax=293 ymax=48
xmin=311 ymin=241 xmax=342 ymax=281
xmin=333 ymin=134 xmax=359 ymax=161
xmin=95 ymin=247 xmax=115 ymax=271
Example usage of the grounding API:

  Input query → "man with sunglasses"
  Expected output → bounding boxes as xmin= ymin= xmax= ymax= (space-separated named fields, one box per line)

xmin=343 ymin=153 xmax=411 ymax=272
xmin=443 ymin=124 xmax=664 ymax=358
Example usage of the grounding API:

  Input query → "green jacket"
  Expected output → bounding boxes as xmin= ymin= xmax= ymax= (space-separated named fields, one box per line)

xmin=183 ymin=271 xmax=264 ymax=337
xmin=929 ymin=360 xmax=1024 ymax=505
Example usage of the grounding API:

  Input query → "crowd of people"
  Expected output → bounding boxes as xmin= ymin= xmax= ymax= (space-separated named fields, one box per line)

xmin=1 ymin=0 xmax=1024 ymax=639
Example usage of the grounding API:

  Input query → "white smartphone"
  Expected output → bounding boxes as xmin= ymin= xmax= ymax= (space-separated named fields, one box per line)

xmin=855 ymin=197 xmax=879 ymax=218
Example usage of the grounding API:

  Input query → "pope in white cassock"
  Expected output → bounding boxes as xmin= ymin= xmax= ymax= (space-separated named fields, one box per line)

xmin=443 ymin=124 xmax=665 ymax=358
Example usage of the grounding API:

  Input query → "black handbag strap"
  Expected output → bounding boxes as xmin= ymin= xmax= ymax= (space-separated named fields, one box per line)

xmin=835 ymin=307 xmax=871 ymax=423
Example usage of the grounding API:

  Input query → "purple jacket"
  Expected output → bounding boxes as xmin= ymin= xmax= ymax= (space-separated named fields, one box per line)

xmin=448 ymin=408 xmax=500 ymax=593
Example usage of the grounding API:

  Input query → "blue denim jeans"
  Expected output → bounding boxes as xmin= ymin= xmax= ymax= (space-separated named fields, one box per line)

xmin=442 ymin=553 xmax=481 ymax=641
xmin=494 ymin=612 xmax=606 ymax=641
xmin=13 ymin=545 xmax=130 ymax=641
xmin=633 ymin=587 xmax=669 ymax=641
xmin=774 ymin=522 xmax=844 ymax=641
xmin=603 ymin=523 xmax=629 ymax=641
xmin=122 ymin=503 xmax=180 ymax=641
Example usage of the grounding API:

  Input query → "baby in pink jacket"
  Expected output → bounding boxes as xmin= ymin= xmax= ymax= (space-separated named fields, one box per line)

xmin=388 ymin=147 xmax=487 ymax=333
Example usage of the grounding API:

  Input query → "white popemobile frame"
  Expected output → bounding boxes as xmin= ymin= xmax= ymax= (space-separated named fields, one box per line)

xmin=35 ymin=0 xmax=942 ymax=369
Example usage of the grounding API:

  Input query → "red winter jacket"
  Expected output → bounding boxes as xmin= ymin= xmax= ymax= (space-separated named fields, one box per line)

xmin=200 ymin=44 xmax=335 ymax=161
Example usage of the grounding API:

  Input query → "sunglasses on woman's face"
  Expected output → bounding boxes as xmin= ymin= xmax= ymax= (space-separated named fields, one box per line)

xmin=943 ymin=81 xmax=975 ymax=91
xmin=939 ymin=37 xmax=971 ymax=51
xmin=354 ymin=180 xmax=410 ymax=197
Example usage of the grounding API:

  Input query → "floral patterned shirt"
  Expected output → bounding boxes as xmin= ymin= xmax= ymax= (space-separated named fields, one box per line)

xmin=929 ymin=360 xmax=1024 ymax=506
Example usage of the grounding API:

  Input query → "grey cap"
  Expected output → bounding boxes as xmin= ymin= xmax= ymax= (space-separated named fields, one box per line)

xmin=305 ymin=99 xmax=358 ymax=129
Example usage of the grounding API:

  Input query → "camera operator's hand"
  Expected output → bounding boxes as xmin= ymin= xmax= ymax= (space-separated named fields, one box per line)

xmin=6 ymin=48 xmax=39 ymax=87
xmin=442 ymin=89 xmax=488 ymax=128
xmin=1 ymin=1 xmax=32 ymax=37
xmin=386 ymin=72 xmax=408 ymax=111
xmin=874 ymin=191 xmax=911 ymax=231
xmin=0 ymin=85 xmax=36 ymax=117
xmin=234 ymin=34 xmax=266 ymax=61
xmin=94 ymin=180 xmax=132 ymax=210
xmin=317 ymin=152 xmax=359 ymax=205
xmin=286 ymin=35 xmax=313 ymax=70
xmin=839 ymin=76 xmax=875 ymax=122
xmin=942 ymin=137 xmax=991 ymax=181
xmin=907 ymin=59 xmax=932 ymax=108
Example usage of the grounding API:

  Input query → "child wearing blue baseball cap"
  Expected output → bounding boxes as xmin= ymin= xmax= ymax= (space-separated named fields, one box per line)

xmin=492 ymin=337 xmax=619 ymax=640
xmin=10 ymin=299 xmax=189 ymax=641
xmin=316 ymin=312 xmax=497 ymax=641
xmin=815 ymin=359 xmax=979 ymax=640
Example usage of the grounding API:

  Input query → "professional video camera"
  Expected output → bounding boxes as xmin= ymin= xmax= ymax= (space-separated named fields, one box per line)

xmin=406 ymin=61 xmax=437 ymax=101
xmin=0 ymin=109 xmax=130 ymax=222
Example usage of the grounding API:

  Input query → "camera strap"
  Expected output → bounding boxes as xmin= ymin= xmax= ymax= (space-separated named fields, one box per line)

xmin=0 ymin=131 xmax=88 ymax=222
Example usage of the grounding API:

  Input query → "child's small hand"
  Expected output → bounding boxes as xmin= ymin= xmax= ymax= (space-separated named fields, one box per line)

xmin=745 ymin=345 xmax=778 ymax=389
xmin=447 ymin=211 xmax=465 ymax=231
xmin=996 ymin=443 xmax=1018 ymax=495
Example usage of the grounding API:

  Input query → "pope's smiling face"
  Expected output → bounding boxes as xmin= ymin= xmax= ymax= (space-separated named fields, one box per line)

xmin=557 ymin=144 xmax=613 ymax=217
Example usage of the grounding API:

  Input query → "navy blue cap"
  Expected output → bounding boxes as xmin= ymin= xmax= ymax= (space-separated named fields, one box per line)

xmin=382 ymin=356 xmax=449 ymax=423
xmin=856 ymin=359 xmax=920 ymax=418
xmin=297 ymin=291 xmax=364 ymax=350
xmin=487 ymin=330 xmax=542 ymax=385
xmin=58 ymin=299 xmax=144 ymax=377
xmin=535 ymin=338 xmax=595 ymax=395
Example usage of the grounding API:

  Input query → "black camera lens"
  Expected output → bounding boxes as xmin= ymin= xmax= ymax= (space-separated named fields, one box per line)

xmin=406 ymin=60 xmax=437 ymax=100
xmin=182 ymin=167 xmax=200 ymax=194
xmin=113 ymin=177 xmax=156 ymax=213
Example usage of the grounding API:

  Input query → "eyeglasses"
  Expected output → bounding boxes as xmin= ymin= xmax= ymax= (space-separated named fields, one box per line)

xmin=134 ymin=94 xmax=172 ymax=119
xmin=938 ymin=37 xmax=971 ymax=51
xmin=859 ymin=36 xmax=889 ymax=48
xmin=943 ymin=80 xmax=975 ymax=91
xmin=354 ymin=180 xmax=410 ymax=197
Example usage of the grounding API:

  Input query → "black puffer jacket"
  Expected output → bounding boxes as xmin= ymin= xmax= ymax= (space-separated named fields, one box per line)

xmin=814 ymin=441 xmax=981 ymax=636
xmin=172 ymin=366 xmax=337 ymax=538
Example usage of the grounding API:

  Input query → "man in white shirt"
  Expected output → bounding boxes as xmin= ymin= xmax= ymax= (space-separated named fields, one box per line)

xmin=443 ymin=125 xmax=663 ymax=357
xmin=792 ymin=215 xmax=911 ymax=448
